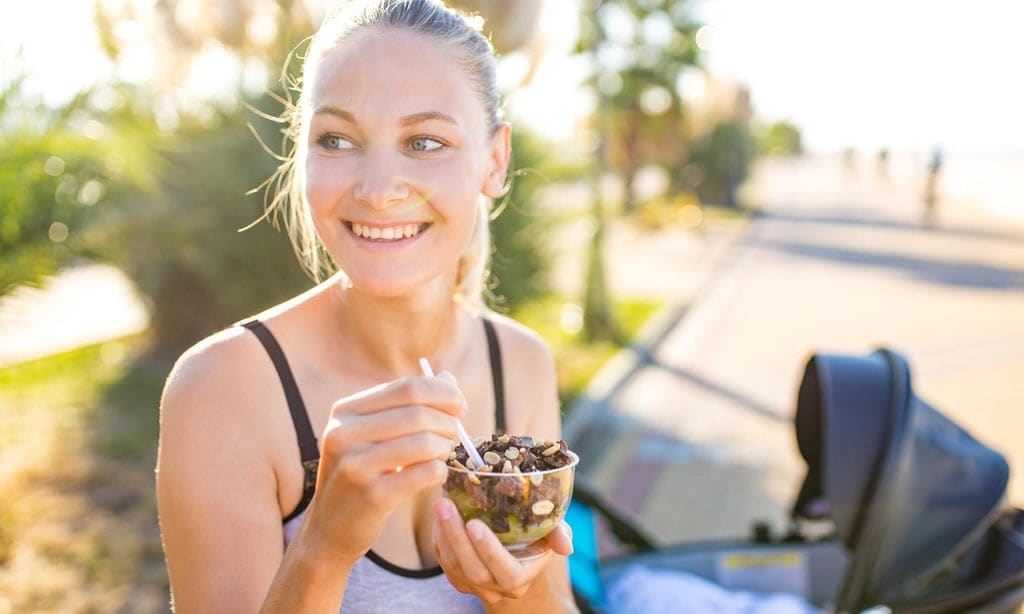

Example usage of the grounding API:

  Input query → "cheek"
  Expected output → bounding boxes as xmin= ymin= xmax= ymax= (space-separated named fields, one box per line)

xmin=304 ymin=157 xmax=348 ymax=213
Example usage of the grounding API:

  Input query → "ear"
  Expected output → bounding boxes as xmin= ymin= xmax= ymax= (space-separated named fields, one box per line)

xmin=482 ymin=122 xmax=512 ymax=199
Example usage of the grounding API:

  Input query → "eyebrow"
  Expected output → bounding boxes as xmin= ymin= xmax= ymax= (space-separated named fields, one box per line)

xmin=313 ymin=106 xmax=458 ymax=127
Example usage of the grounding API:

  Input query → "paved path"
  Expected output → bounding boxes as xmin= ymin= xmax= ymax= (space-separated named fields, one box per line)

xmin=565 ymin=155 xmax=1024 ymax=547
xmin=0 ymin=263 xmax=150 ymax=367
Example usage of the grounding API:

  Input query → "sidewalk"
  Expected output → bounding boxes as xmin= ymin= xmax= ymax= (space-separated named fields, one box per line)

xmin=565 ymin=155 xmax=1024 ymax=546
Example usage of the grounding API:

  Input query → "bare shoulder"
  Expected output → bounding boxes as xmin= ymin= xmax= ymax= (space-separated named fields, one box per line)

xmin=158 ymin=324 xmax=291 ymax=611
xmin=484 ymin=311 xmax=554 ymax=375
xmin=158 ymin=323 xmax=274 ymax=423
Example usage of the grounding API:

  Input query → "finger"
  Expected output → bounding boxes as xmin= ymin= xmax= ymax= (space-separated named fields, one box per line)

xmin=375 ymin=458 xmax=448 ymax=498
xmin=330 ymin=376 xmax=467 ymax=417
xmin=462 ymin=522 xmax=524 ymax=591
xmin=543 ymin=522 xmax=574 ymax=557
xmin=353 ymin=432 xmax=453 ymax=474
xmin=335 ymin=406 xmax=460 ymax=445
xmin=435 ymin=498 xmax=494 ymax=588
xmin=433 ymin=517 xmax=472 ymax=593
xmin=466 ymin=519 xmax=552 ymax=589
xmin=434 ymin=529 xmax=504 ymax=604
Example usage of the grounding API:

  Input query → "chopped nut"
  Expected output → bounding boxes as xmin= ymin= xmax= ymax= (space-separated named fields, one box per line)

xmin=466 ymin=458 xmax=476 ymax=470
xmin=467 ymin=473 xmax=481 ymax=485
xmin=498 ymin=434 xmax=510 ymax=444
xmin=480 ymin=465 xmax=493 ymax=473
xmin=450 ymin=459 xmax=467 ymax=471
xmin=448 ymin=451 xmax=457 ymax=460
xmin=504 ymin=447 xmax=520 ymax=460
xmin=483 ymin=451 xmax=502 ymax=465
xmin=472 ymin=435 xmax=487 ymax=447
xmin=530 ymin=473 xmax=544 ymax=486
xmin=502 ymin=460 xmax=513 ymax=473
xmin=513 ymin=465 xmax=522 ymax=473
xmin=542 ymin=444 xmax=560 ymax=456
xmin=532 ymin=500 xmax=555 ymax=515
xmin=543 ymin=439 xmax=554 ymax=448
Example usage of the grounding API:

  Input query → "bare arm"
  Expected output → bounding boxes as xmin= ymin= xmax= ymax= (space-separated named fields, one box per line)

xmin=158 ymin=333 xmax=465 ymax=613
xmin=156 ymin=337 xmax=352 ymax=613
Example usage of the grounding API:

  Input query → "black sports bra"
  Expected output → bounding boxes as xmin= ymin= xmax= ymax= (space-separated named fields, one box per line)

xmin=238 ymin=317 xmax=507 ymax=523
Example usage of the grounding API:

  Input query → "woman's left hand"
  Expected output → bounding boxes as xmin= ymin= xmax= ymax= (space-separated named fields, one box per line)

xmin=432 ymin=497 xmax=574 ymax=604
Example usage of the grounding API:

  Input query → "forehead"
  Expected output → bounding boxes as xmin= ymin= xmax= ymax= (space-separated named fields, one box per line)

xmin=310 ymin=28 xmax=485 ymax=129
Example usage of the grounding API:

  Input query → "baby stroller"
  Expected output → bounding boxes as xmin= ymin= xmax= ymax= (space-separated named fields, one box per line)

xmin=565 ymin=349 xmax=1024 ymax=612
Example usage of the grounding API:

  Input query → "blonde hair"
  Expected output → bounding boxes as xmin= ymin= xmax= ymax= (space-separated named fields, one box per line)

xmin=254 ymin=0 xmax=503 ymax=308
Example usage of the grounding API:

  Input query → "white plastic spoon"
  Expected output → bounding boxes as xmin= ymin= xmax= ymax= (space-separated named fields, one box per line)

xmin=418 ymin=357 xmax=486 ymax=469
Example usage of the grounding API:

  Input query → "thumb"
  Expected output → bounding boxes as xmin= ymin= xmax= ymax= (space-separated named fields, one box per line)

xmin=546 ymin=522 xmax=574 ymax=556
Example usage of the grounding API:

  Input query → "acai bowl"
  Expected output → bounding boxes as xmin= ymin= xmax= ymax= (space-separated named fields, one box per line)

xmin=443 ymin=434 xmax=579 ymax=555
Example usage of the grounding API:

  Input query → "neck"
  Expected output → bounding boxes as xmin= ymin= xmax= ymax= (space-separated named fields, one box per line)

xmin=327 ymin=275 xmax=469 ymax=378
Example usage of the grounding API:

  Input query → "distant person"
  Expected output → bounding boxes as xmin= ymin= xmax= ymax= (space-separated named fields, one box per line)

xmin=155 ymin=1 xmax=574 ymax=612
xmin=876 ymin=148 xmax=890 ymax=182
xmin=923 ymin=147 xmax=944 ymax=225
xmin=842 ymin=147 xmax=857 ymax=180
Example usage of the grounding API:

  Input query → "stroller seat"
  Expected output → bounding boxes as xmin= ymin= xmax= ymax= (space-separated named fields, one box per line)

xmin=567 ymin=349 xmax=1024 ymax=613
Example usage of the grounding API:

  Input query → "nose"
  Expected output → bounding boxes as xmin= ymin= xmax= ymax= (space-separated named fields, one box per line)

xmin=353 ymin=152 xmax=410 ymax=210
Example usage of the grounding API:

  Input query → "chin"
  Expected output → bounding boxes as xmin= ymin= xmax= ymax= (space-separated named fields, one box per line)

xmin=344 ymin=269 xmax=445 ymax=300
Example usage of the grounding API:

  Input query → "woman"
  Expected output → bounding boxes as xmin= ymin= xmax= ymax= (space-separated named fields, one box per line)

xmin=155 ymin=0 xmax=576 ymax=612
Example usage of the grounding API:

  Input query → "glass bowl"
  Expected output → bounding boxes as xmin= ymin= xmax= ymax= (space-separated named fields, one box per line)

xmin=443 ymin=450 xmax=579 ymax=554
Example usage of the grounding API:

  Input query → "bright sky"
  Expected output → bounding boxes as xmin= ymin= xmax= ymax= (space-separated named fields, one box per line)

xmin=4 ymin=0 xmax=1023 ymax=154
xmin=694 ymin=0 xmax=1024 ymax=153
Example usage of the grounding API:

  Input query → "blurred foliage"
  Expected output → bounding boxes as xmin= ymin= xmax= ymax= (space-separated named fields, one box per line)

xmin=511 ymin=295 xmax=660 ymax=408
xmin=0 ymin=79 xmax=156 ymax=293
xmin=578 ymin=0 xmax=702 ymax=211
xmin=573 ymin=0 xmax=703 ymax=341
xmin=691 ymin=118 xmax=757 ymax=207
xmin=92 ymin=0 xmax=316 ymax=94
xmin=487 ymin=129 xmax=556 ymax=311
xmin=85 ymin=101 xmax=313 ymax=352
xmin=757 ymin=119 xmax=804 ymax=156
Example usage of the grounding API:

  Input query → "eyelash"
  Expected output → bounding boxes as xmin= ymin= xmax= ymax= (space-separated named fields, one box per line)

xmin=314 ymin=132 xmax=447 ymax=152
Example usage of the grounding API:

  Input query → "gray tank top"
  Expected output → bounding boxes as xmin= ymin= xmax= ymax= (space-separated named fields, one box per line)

xmin=283 ymin=513 xmax=484 ymax=613
xmin=240 ymin=317 xmax=506 ymax=613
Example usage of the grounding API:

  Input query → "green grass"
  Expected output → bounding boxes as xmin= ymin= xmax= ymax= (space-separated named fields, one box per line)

xmin=0 ymin=335 xmax=169 ymax=612
xmin=512 ymin=295 xmax=662 ymax=409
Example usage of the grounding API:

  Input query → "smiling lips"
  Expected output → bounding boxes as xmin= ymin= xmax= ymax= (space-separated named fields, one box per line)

xmin=346 ymin=221 xmax=430 ymax=242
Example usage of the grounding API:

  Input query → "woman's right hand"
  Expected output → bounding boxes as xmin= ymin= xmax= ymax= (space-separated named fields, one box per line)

xmin=299 ymin=371 xmax=466 ymax=564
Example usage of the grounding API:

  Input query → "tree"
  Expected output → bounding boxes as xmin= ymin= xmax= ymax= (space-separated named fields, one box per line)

xmin=757 ymin=120 xmax=804 ymax=156
xmin=575 ymin=0 xmax=703 ymax=341
xmin=582 ymin=0 xmax=702 ymax=211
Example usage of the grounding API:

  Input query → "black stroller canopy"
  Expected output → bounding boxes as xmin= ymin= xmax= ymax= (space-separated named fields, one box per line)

xmin=793 ymin=349 xmax=1022 ymax=611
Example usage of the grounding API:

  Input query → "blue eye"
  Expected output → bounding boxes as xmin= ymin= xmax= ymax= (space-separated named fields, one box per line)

xmin=317 ymin=133 xmax=355 ymax=151
xmin=409 ymin=137 xmax=444 ymax=152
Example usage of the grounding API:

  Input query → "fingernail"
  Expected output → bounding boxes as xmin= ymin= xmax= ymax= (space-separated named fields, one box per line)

xmin=435 ymin=498 xmax=453 ymax=520
xmin=467 ymin=521 xmax=485 ymax=541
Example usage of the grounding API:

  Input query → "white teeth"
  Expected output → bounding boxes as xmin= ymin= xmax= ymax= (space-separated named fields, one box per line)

xmin=350 ymin=222 xmax=426 ymax=241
